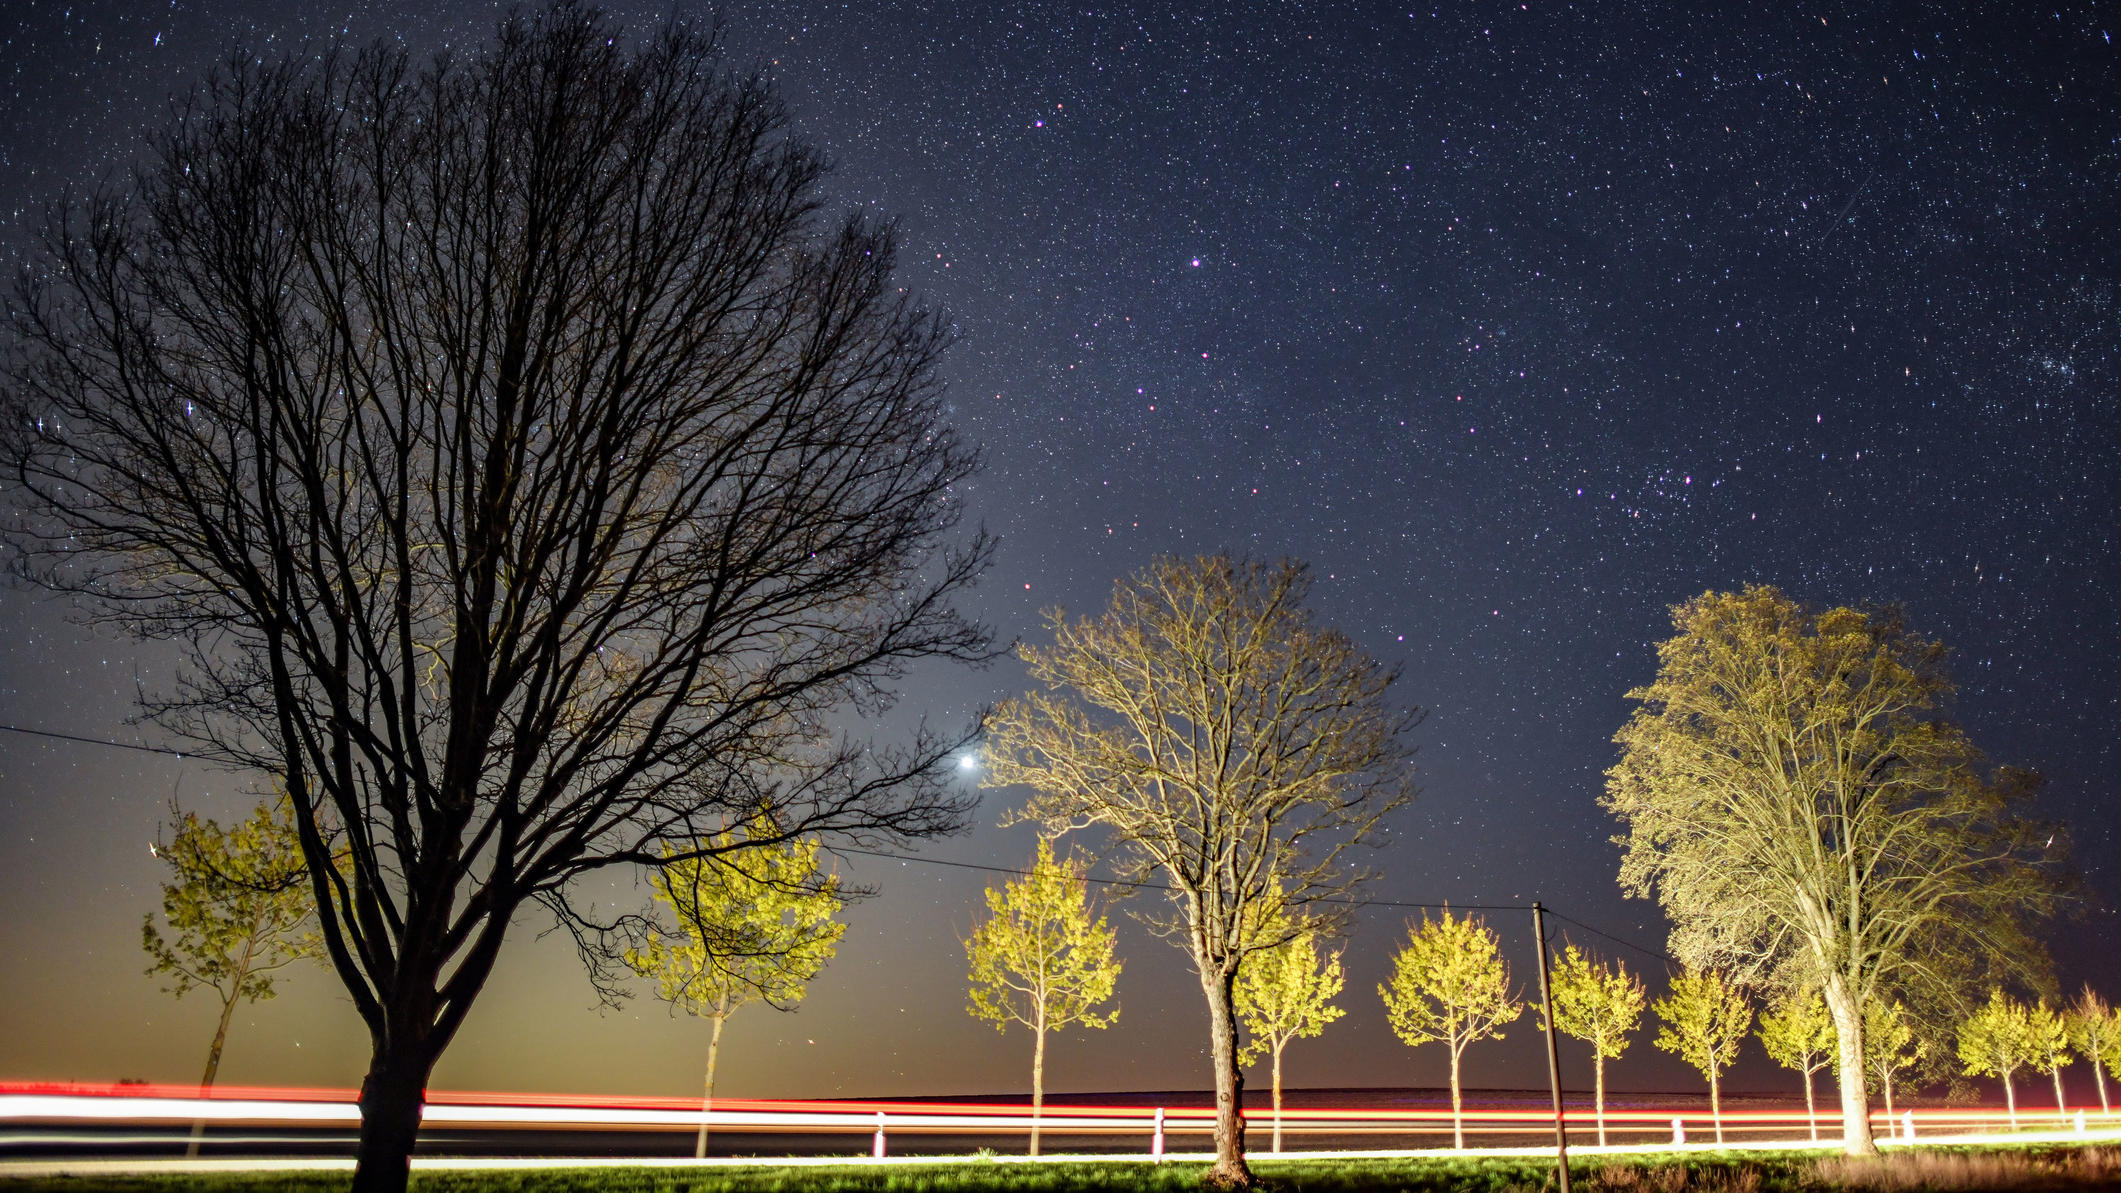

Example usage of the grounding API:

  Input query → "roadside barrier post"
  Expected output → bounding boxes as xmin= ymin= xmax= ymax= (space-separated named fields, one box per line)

xmin=2076 ymin=1111 xmax=2087 ymax=1135
xmin=1902 ymin=1110 xmax=1914 ymax=1141
xmin=872 ymin=1111 xmax=886 ymax=1158
xmin=1671 ymin=1118 xmax=1685 ymax=1145
xmin=1152 ymin=1107 xmax=1165 ymax=1162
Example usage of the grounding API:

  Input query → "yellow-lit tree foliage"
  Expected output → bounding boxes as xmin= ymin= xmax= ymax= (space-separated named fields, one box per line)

xmin=1957 ymin=990 xmax=2036 ymax=1127
xmin=1378 ymin=910 xmax=1521 ymax=1149
xmin=1653 ymin=967 xmax=1751 ymax=1143
xmin=2067 ymin=987 xmax=2120 ymax=1113
xmin=1607 ymin=586 xmax=2065 ymax=1155
xmin=627 ymin=827 xmax=844 ymax=1158
xmin=1545 ymin=944 xmax=1646 ymax=1146
xmin=965 ymin=839 xmax=1122 ymax=1157
xmin=143 ymin=795 xmax=320 ymax=1095
xmin=1758 ymin=988 xmax=1837 ymax=1141
xmin=2028 ymin=999 xmax=2073 ymax=1116
xmin=1235 ymin=890 xmax=1346 ymax=1153
xmin=1863 ymin=999 xmax=1923 ymax=1119
xmin=984 ymin=554 xmax=1416 ymax=1189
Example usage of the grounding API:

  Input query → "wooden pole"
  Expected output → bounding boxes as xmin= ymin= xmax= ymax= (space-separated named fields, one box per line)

xmin=1533 ymin=903 xmax=1572 ymax=1193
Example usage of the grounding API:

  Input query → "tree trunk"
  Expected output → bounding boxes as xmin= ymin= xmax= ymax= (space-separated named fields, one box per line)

xmin=1595 ymin=1052 xmax=1607 ymax=1147
xmin=1449 ymin=1042 xmax=1464 ymax=1150
xmin=2095 ymin=1060 xmax=2109 ymax=1115
xmin=1271 ymin=1040 xmax=1285 ymax=1154
xmin=1199 ymin=964 xmax=1250 ymax=1188
xmin=1803 ymin=1067 xmax=1818 ymax=1142
xmin=696 ymin=1013 xmax=725 ymax=1160
xmin=186 ymin=990 xmax=243 ymax=1158
xmin=350 ymin=1038 xmax=436 ymax=1193
xmin=2002 ymin=1069 xmax=2016 ymax=1128
xmin=1030 ymin=1014 xmax=1046 ymax=1158
xmin=1823 ymin=979 xmax=1877 ymax=1155
xmin=2053 ymin=1066 xmax=2067 ymax=1116
xmin=1880 ymin=1071 xmax=1895 ymax=1120
xmin=1709 ymin=1065 xmax=1723 ymax=1144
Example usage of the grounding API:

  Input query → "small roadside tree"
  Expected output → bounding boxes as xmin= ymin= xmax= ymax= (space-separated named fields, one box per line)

xmin=626 ymin=826 xmax=845 ymax=1159
xmin=2067 ymin=987 xmax=2119 ymax=1113
xmin=1234 ymin=888 xmax=1346 ymax=1153
xmin=1863 ymin=1000 xmax=1923 ymax=1120
xmin=2027 ymin=1000 xmax=2073 ymax=1116
xmin=1379 ymin=910 xmax=1522 ymax=1149
xmin=1758 ymin=988 xmax=1837 ymax=1141
xmin=1545 ymin=944 xmax=1646 ymax=1146
xmin=984 ymin=554 xmax=1418 ymax=1188
xmin=1957 ymin=990 xmax=2035 ymax=1127
xmin=143 ymin=794 xmax=321 ymax=1155
xmin=964 ymin=839 xmax=1123 ymax=1157
xmin=1606 ymin=587 xmax=2067 ymax=1156
xmin=1653 ymin=968 xmax=1751 ymax=1144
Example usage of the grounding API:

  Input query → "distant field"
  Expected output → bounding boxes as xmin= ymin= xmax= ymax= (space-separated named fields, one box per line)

xmin=10 ymin=1144 xmax=2121 ymax=1193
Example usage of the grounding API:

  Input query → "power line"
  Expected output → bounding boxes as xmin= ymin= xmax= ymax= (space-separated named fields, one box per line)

xmin=0 ymin=722 xmax=189 ymax=759
xmin=1543 ymin=906 xmax=1683 ymax=967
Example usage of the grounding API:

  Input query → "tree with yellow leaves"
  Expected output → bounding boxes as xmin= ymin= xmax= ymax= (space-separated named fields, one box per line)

xmin=2027 ymin=999 xmax=2073 ymax=1117
xmin=1379 ymin=910 xmax=1521 ymax=1149
xmin=2067 ymin=987 xmax=2120 ymax=1113
xmin=627 ymin=825 xmax=844 ymax=1158
xmin=1653 ymin=967 xmax=1751 ymax=1143
xmin=966 ymin=839 xmax=1122 ymax=1156
xmin=1235 ymin=890 xmax=1345 ymax=1153
xmin=1863 ymin=999 xmax=1923 ymax=1120
xmin=1546 ymin=945 xmax=1646 ymax=1146
xmin=1758 ymin=988 xmax=1837 ymax=1141
xmin=1957 ymin=990 xmax=2036 ymax=1127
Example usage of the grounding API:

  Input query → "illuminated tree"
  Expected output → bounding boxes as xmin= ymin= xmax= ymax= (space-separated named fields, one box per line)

xmin=1235 ymin=887 xmax=1346 ymax=1153
xmin=1863 ymin=1000 xmax=1923 ymax=1120
xmin=2028 ymin=1000 xmax=2073 ymax=1115
xmin=984 ymin=554 xmax=1417 ymax=1188
xmin=1958 ymin=990 xmax=2036 ymax=1127
xmin=1758 ymin=988 xmax=1837 ymax=1141
xmin=2067 ymin=987 xmax=2120 ymax=1113
xmin=964 ymin=839 xmax=1122 ymax=1157
xmin=143 ymin=794 xmax=320 ymax=1142
xmin=1379 ymin=910 xmax=1522 ymax=1149
xmin=626 ymin=826 xmax=845 ymax=1159
xmin=1606 ymin=586 xmax=2066 ymax=1155
xmin=1653 ymin=967 xmax=1751 ymax=1144
xmin=2 ymin=9 xmax=993 ymax=1190
xmin=1544 ymin=944 xmax=1646 ymax=1146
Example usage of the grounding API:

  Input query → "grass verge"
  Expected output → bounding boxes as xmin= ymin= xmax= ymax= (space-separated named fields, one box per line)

xmin=7 ymin=1145 xmax=2121 ymax=1193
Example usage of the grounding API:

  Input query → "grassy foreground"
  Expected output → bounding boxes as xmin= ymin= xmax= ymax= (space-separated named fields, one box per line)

xmin=9 ymin=1145 xmax=2121 ymax=1193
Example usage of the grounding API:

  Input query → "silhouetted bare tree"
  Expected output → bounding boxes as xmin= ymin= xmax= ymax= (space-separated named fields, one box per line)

xmin=3 ymin=8 xmax=992 ymax=1191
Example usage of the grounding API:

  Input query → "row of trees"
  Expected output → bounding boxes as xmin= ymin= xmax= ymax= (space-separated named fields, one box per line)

xmin=12 ymin=14 xmax=2076 ymax=1189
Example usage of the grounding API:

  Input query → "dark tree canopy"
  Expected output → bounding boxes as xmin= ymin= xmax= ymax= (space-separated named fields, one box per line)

xmin=4 ymin=7 xmax=992 ymax=1190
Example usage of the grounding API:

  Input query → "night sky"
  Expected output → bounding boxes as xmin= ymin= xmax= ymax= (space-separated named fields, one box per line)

xmin=2 ymin=0 xmax=2117 ymax=1107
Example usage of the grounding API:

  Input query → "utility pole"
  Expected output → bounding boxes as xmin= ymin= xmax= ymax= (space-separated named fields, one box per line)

xmin=1533 ymin=902 xmax=1572 ymax=1193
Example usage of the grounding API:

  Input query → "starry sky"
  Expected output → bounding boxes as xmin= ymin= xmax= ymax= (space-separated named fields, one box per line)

xmin=1 ymin=0 xmax=2117 ymax=1107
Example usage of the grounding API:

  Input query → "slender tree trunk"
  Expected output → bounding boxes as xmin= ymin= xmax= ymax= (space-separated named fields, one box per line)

xmin=350 ymin=1035 xmax=436 ymax=1193
xmin=2053 ymin=1066 xmax=2067 ymax=1116
xmin=696 ymin=1013 xmax=725 ymax=1160
xmin=1199 ymin=963 xmax=1250 ymax=1188
xmin=1030 ymin=1015 xmax=1045 ymax=1158
xmin=2094 ymin=1060 xmax=2109 ymax=1114
xmin=1823 ymin=979 xmax=1877 ymax=1156
xmin=1449 ymin=1043 xmax=1464 ymax=1150
xmin=1271 ymin=1040 xmax=1285 ymax=1154
xmin=1709 ymin=1066 xmax=1723 ymax=1144
xmin=1803 ymin=1068 xmax=1818 ymax=1142
xmin=186 ymin=988 xmax=243 ymax=1158
xmin=1595 ymin=1052 xmax=1607 ymax=1147
xmin=2003 ymin=1070 xmax=2017 ymax=1128
xmin=1881 ymin=1071 xmax=1895 ymax=1120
